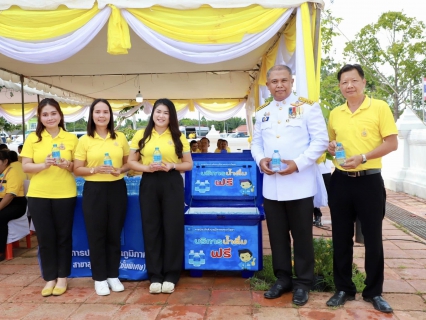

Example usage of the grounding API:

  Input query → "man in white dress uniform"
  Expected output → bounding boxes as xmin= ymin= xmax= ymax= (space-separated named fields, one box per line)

xmin=251 ymin=65 xmax=328 ymax=305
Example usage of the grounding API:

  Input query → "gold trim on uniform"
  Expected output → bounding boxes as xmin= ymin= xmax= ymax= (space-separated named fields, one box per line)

xmin=256 ymin=100 xmax=271 ymax=112
xmin=298 ymin=97 xmax=315 ymax=105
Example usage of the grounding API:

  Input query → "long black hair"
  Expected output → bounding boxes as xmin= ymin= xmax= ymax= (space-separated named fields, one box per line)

xmin=35 ymin=98 xmax=66 ymax=142
xmin=87 ymin=99 xmax=116 ymax=139
xmin=138 ymin=98 xmax=183 ymax=158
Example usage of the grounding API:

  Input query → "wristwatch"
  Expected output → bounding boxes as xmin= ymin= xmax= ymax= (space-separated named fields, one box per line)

xmin=361 ymin=154 xmax=367 ymax=164
xmin=90 ymin=167 xmax=95 ymax=174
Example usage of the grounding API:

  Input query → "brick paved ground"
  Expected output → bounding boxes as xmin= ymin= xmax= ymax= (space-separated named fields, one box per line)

xmin=1 ymin=189 xmax=426 ymax=319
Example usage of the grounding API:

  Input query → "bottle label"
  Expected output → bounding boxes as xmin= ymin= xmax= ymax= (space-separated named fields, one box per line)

xmin=271 ymin=157 xmax=280 ymax=171
xmin=104 ymin=159 xmax=112 ymax=166
xmin=52 ymin=150 xmax=61 ymax=164
xmin=335 ymin=150 xmax=346 ymax=159
xmin=153 ymin=154 xmax=162 ymax=163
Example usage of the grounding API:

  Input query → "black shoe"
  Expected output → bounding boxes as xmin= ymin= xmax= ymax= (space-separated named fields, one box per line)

xmin=292 ymin=288 xmax=309 ymax=306
xmin=363 ymin=296 xmax=393 ymax=313
xmin=264 ymin=282 xmax=292 ymax=299
xmin=326 ymin=291 xmax=355 ymax=307
xmin=313 ymin=216 xmax=322 ymax=227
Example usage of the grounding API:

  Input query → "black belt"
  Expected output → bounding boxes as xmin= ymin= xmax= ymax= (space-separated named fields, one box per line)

xmin=335 ymin=168 xmax=381 ymax=177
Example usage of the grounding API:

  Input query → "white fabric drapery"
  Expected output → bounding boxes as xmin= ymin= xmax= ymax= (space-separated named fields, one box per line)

xmin=0 ymin=1 xmax=325 ymax=10
xmin=122 ymin=9 xmax=294 ymax=64
xmin=0 ymin=107 xmax=37 ymax=125
xmin=195 ymin=100 xmax=246 ymax=121
xmin=0 ymin=7 xmax=110 ymax=64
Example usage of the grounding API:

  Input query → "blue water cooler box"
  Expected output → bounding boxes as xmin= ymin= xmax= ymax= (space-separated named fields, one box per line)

xmin=184 ymin=153 xmax=265 ymax=278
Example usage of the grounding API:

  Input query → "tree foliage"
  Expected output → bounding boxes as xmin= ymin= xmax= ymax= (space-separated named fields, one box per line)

xmin=319 ymin=10 xmax=345 ymax=120
xmin=343 ymin=11 xmax=426 ymax=120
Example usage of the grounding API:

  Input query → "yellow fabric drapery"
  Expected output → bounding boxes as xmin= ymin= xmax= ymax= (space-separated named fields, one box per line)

xmin=300 ymin=3 xmax=317 ymax=101
xmin=128 ymin=5 xmax=287 ymax=44
xmin=196 ymin=99 xmax=243 ymax=111
xmin=107 ymin=5 xmax=131 ymax=54
xmin=0 ymin=5 xmax=99 ymax=40
xmin=257 ymin=40 xmax=280 ymax=87
xmin=147 ymin=100 xmax=191 ymax=113
xmin=0 ymin=103 xmax=38 ymax=115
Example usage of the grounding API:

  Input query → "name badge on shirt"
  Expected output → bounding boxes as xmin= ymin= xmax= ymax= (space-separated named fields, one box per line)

xmin=262 ymin=112 xmax=270 ymax=122
xmin=59 ymin=143 xmax=66 ymax=150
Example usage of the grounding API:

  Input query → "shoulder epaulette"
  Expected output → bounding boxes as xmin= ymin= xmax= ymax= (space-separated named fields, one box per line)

xmin=299 ymin=97 xmax=315 ymax=105
xmin=256 ymin=100 xmax=271 ymax=112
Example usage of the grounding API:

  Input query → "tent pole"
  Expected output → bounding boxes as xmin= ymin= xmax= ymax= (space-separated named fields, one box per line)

xmin=313 ymin=6 xmax=322 ymax=76
xmin=20 ymin=75 xmax=26 ymax=143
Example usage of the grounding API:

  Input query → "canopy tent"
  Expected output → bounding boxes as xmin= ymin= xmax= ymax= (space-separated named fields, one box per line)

xmin=0 ymin=0 xmax=324 ymax=135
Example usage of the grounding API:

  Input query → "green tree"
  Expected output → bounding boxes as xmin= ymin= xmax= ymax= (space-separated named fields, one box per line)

xmin=344 ymin=11 xmax=426 ymax=120
xmin=319 ymin=10 xmax=345 ymax=119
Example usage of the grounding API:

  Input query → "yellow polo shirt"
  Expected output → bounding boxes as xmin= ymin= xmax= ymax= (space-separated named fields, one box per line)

xmin=75 ymin=131 xmax=129 ymax=182
xmin=214 ymin=147 xmax=231 ymax=153
xmin=328 ymin=97 xmax=398 ymax=170
xmin=130 ymin=128 xmax=190 ymax=165
xmin=20 ymin=129 xmax=78 ymax=198
xmin=0 ymin=163 xmax=26 ymax=197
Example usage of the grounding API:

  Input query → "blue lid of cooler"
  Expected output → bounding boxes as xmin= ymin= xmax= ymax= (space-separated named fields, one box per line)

xmin=185 ymin=153 xmax=263 ymax=208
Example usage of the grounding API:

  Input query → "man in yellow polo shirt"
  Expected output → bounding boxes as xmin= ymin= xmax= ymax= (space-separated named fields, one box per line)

xmin=326 ymin=64 xmax=398 ymax=313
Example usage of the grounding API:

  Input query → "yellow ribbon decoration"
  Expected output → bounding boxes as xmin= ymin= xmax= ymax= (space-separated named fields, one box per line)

xmin=0 ymin=5 xmax=99 ymax=40
xmin=128 ymin=5 xmax=286 ymax=44
xmin=107 ymin=5 xmax=131 ymax=55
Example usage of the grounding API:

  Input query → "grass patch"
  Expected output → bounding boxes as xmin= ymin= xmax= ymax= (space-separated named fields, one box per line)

xmin=250 ymin=238 xmax=366 ymax=293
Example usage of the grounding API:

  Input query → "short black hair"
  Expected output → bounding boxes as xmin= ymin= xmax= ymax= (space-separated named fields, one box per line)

xmin=190 ymin=140 xmax=198 ymax=147
xmin=0 ymin=144 xmax=8 ymax=150
xmin=200 ymin=137 xmax=210 ymax=143
xmin=18 ymin=144 xmax=23 ymax=150
xmin=7 ymin=150 xmax=18 ymax=163
xmin=337 ymin=64 xmax=365 ymax=81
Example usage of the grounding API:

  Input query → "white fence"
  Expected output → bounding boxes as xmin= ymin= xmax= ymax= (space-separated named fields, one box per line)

xmin=382 ymin=108 xmax=426 ymax=199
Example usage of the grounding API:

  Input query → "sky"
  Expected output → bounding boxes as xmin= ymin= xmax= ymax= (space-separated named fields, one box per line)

xmin=139 ymin=0 xmax=426 ymax=122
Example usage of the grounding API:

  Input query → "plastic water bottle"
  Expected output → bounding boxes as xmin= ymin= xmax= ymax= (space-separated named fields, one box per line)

xmin=52 ymin=144 xmax=61 ymax=164
xmin=75 ymin=177 xmax=85 ymax=196
xmin=335 ymin=142 xmax=346 ymax=165
xmin=199 ymin=250 xmax=206 ymax=265
xmin=193 ymin=252 xmax=201 ymax=267
xmin=153 ymin=147 xmax=162 ymax=164
xmin=103 ymin=153 xmax=112 ymax=166
xmin=271 ymin=150 xmax=281 ymax=172
xmin=189 ymin=250 xmax=194 ymax=265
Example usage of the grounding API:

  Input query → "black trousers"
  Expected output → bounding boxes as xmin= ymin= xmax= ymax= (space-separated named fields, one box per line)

xmin=314 ymin=173 xmax=331 ymax=217
xmin=139 ymin=170 xmax=184 ymax=284
xmin=28 ymin=197 xmax=75 ymax=280
xmin=82 ymin=179 xmax=127 ymax=281
xmin=264 ymin=196 xmax=314 ymax=291
xmin=0 ymin=197 xmax=27 ymax=255
xmin=329 ymin=171 xmax=385 ymax=298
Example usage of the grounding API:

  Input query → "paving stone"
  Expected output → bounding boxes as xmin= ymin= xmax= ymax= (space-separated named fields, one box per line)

xmin=345 ymin=308 xmax=399 ymax=319
xmin=0 ymin=302 xmax=40 ymax=319
xmin=406 ymin=280 xmax=426 ymax=293
xmin=213 ymin=276 xmax=251 ymax=290
xmin=210 ymin=290 xmax=252 ymax=306
xmin=299 ymin=308 xmax=348 ymax=320
xmin=385 ymin=259 xmax=424 ymax=269
xmin=394 ymin=268 xmax=426 ymax=280
xmin=381 ymin=293 xmax=426 ymax=311
xmin=85 ymin=288 xmax=133 ymax=304
xmin=206 ymin=306 xmax=253 ymax=320
xmin=167 ymin=289 xmax=211 ymax=305
xmin=68 ymin=303 xmax=122 ymax=320
xmin=178 ymin=275 xmax=215 ymax=289
xmin=394 ymin=310 xmax=426 ymax=320
xmin=113 ymin=305 xmax=162 ymax=319
xmin=0 ymin=286 xmax=23 ymax=303
xmin=253 ymin=307 xmax=299 ymax=320
xmin=125 ymin=287 xmax=169 ymax=305
xmin=383 ymin=279 xmax=417 ymax=293
xmin=251 ymin=290 xmax=293 ymax=308
xmin=0 ymin=274 xmax=40 ymax=287
xmin=156 ymin=305 xmax=207 ymax=320
xmin=21 ymin=303 xmax=80 ymax=320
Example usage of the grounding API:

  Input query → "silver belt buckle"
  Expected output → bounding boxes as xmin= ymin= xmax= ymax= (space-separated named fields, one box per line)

xmin=347 ymin=171 xmax=358 ymax=178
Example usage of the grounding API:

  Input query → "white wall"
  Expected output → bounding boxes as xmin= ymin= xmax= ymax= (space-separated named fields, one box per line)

xmin=382 ymin=108 xmax=426 ymax=199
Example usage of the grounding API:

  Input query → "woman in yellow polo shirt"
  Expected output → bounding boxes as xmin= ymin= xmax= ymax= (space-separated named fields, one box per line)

xmin=0 ymin=150 xmax=27 ymax=262
xmin=21 ymin=98 xmax=78 ymax=297
xmin=74 ymin=99 xmax=129 ymax=296
xmin=128 ymin=98 xmax=193 ymax=294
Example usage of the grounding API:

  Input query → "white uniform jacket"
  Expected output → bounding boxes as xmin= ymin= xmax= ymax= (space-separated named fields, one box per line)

xmin=251 ymin=93 xmax=328 ymax=201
